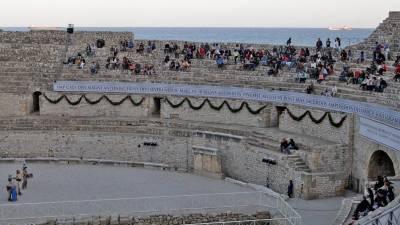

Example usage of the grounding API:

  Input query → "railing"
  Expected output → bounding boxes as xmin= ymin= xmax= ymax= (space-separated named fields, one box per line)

xmin=0 ymin=191 xmax=301 ymax=225
xmin=357 ymin=202 xmax=400 ymax=225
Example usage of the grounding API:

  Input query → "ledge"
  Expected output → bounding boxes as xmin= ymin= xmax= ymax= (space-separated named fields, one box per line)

xmin=0 ymin=157 xmax=173 ymax=171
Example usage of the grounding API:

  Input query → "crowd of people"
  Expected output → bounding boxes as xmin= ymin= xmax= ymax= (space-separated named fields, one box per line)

xmin=64 ymin=37 xmax=400 ymax=98
xmin=64 ymin=40 xmax=156 ymax=75
xmin=5 ymin=163 xmax=32 ymax=202
xmin=351 ymin=176 xmax=396 ymax=222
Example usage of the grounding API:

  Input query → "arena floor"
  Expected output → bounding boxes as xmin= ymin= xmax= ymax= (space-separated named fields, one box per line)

xmin=0 ymin=162 xmax=344 ymax=225
xmin=0 ymin=163 xmax=253 ymax=203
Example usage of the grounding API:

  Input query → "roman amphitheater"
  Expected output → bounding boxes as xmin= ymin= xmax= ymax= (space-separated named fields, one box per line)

xmin=0 ymin=12 xmax=399 ymax=225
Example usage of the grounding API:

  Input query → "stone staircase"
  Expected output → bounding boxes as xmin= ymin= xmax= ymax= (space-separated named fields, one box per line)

xmin=286 ymin=154 xmax=311 ymax=173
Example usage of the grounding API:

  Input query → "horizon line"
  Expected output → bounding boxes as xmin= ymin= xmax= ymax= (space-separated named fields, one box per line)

xmin=1 ymin=26 xmax=376 ymax=29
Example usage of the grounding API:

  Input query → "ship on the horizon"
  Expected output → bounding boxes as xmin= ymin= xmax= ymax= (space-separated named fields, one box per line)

xmin=28 ymin=25 xmax=63 ymax=31
xmin=328 ymin=26 xmax=352 ymax=31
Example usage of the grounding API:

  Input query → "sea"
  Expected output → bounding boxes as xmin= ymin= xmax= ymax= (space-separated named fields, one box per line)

xmin=1 ymin=27 xmax=374 ymax=47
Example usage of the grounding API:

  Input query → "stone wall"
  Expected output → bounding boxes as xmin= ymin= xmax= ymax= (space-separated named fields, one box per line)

xmin=40 ymin=93 xmax=149 ymax=118
xmin=0 ymin=31 xmax=67 ymax=45
xmin=351 ymin=11 xmax=400 ymax=56
xmin=0 ymin=43 xmax=65 ymax=62
xmin=0 ymin=130 xmax=190 ymax=170
xmin=301 ymin=172 xmax=346 ymax=199
xmin=161 ymin=97 xmax=273 ymax=127
xmin=0 ymin=93 xmax=31 ymax=116
xmin=39 ymin=212 xmax=272 ymax=225
xmin=278 ymin=105 xmax=352 ymax=145
xmin=351 ymin=116 xmax=400 ymax=193
xmin=191 ymin=130 xmax=306 ymax=198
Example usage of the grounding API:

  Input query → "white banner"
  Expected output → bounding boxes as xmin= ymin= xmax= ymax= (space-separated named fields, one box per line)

xmin=53 ymin=81 xmax=400 ymax=129
xmin=359 ymin=117 xmax=400 ymax=151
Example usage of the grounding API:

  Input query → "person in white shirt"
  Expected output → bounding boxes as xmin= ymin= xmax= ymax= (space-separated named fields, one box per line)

xmin=331 ymin=85 xmax=337 ymax=97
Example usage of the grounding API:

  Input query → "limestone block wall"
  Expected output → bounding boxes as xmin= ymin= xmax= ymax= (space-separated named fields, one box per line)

xmin=0 ymin=43 xmax=65 ymax=62
xmin=351 ymin=11 xmax=400 ymax=56
xmin=0 ymin=31 xmax=67 ymax=45
xmin=191 ymin=131 xmax=306 ymax=197
xmin=297 ymin=145 xmax=350 ymax=173
xmin=40 ymin=93 xmax=149 ymax=118
xmin=0 ymin=130 xmax=190 ymax=170
xmin=301 ymin=172 xmax=346 ymax=199
xmin=352 ymin=116 xmax=400 ymax=193
xmin=0 ymin=93 xmax=31 ymax=116
xmin=39 ymin=212 xmax=271 ymax=225
xmin=161 ymin=97 xmax=273 ymax=127
xmin=278 ymin=105 xmax=351 ymax=145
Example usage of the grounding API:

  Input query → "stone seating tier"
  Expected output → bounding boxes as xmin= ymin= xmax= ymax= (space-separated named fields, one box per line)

xmin=0 ymin=115 xmax=340 ymax=154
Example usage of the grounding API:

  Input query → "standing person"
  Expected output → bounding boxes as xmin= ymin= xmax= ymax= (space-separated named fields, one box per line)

xmin=15 ymin=170 xmax=22 ymax=195
xmin=335 ymin=37 xmax=341 ymax=51
xmin=22 ymin=164 xmax=28 ymax=190
xmin=287 ymin=180 xmax=294 ymax=198
xmin=384 ymin=43 xmax=390 ymax=61
xmin=286 ymin=38 xmax=292 ymax=46
xmin=316 ymin=38 xmax=323 ymax=52
xmin=6 ymin=176 xmax=16 ymax=202
xmin=326 ymin=38 xmax=331 ymax=48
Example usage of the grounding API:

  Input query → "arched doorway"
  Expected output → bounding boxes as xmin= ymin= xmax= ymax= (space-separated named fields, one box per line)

xmin=368 ymin=150 xmax=395 ymax=180
xmin=32 ymin=91 xmax=42 ymax=113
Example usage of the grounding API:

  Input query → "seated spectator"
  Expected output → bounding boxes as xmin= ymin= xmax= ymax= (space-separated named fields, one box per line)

xmin=297 ymin=71 xmax=308 ymax=83
xmin=350 ymin=70 xmax=361 ymax=84
xmin=181 ymin=60 xmax=191 ymax=71
xmin=280 ymin=138 xmax=290 ymax=154
xmin=377 ymin=64 xmax=387 ymax=75
xmin=164 ymin=55 xmax=170 ymax=64
xmin=127 ymin=40 xmax=134 ymax=49
xmin=90 ymin=61 xmax=99 ymax=75
xmin=143 ymin=64 xmax=155 ymax=75
xmin=305 ymin=82 xmax=314 ymax=94
xmin=260 ymin=55 xmax=268 ymax=66
xmin=317 ymin=72 xmax=324 ymax=84
xmin=134 ymin=63 xmax=141 ymax=74
xmin=376 ymin=77 xmax=387 ymax=92
xmin=137 ymin=43 xmax=145 ymax=53
xmin=339 ymin=66 xmax=350 ymax=82
xmin=216 ymin=56 xmax=225 ymax=68
xmin=394 ymin=64 xmax=400 ymax=82
xmin=352 ymin=196 xmax=373 ymax=220
xmin=169 ymin=60 xmax=176 ymax=70
xmin=128 ymin=62 xmax=136 ymax=71
xmin=79 ymin=58 xmax=86 ymax=69
xmin=366 ymin=76 xmax=377 ymax=91
xmin=288 ymin=139 xmax=298 ymax=150
xmin=374 ymin=176 xmax=385 ymax=191
xmin=340 ymin=50 xmax=348 ymax=61
xmin=360 ymin=76 xmax=369 ymax=90
xmin=322 ymin=88 xmax=332 ymax=97
xmin=331 ymin=84 xmax=338 ymax=97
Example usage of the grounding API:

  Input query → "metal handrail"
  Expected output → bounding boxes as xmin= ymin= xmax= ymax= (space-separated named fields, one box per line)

xmin=357 ymin=202 xmax=400 ymax=225
xmin=0 ymin=191 xmax=301 ymax=225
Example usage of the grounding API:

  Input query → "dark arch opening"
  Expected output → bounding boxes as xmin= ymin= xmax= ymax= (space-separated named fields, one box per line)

xmin=32 ymin=91 xmax=42 ymax=113
xmin=368 ymin=150 xmax=395 ymax=180
xmin=152 ymin=97 xmax=161 ymax=116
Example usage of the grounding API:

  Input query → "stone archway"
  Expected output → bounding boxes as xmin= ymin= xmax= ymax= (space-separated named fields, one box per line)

xmin=368 ymin=150 xmax=395 ymax=180
xmin=32 ymin=91 xmax=42 ymax=113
